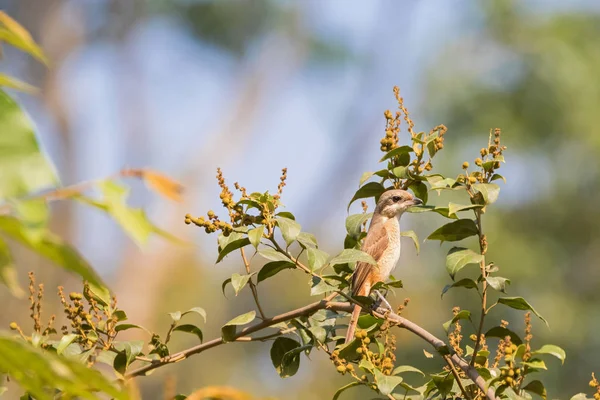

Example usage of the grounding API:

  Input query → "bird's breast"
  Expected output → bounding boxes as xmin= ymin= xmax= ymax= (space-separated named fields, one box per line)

xmin=377 ymin=218 xmax=401 ymax=279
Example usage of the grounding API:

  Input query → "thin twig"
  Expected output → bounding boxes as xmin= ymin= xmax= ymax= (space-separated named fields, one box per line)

xmin=240 ymin=247 xmax=267 ymax=319
xmin=443 ymin=354 xmax=471 ymax=400
xmin=470 ymin=208 xmax=487 ymax=367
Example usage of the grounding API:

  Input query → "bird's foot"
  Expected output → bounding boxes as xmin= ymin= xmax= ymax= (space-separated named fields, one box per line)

xmin=372 ymin=290 xmax=392 ymax=312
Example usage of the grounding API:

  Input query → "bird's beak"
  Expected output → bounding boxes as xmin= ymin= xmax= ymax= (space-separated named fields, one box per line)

xmin=410 ymin=197 xmax=423 ymax=206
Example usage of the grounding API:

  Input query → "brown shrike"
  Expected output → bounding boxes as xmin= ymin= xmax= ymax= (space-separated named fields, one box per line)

xmin=344 ymin=189 xmax=422 ymax=344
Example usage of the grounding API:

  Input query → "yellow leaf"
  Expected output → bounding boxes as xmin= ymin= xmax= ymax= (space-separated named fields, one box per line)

xmin=0 ymin=12 xmax=49 ymax=66
xmin=0 ymin=73 xmax=37 ymax=93
xmin=122 ymin=168 xmax=184 ymax=202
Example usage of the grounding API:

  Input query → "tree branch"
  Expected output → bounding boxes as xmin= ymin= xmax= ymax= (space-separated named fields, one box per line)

xmin=239 ymin=247 xmax=267 ymax=319
xmin=125 ymin=300 xmax=498 ymax=400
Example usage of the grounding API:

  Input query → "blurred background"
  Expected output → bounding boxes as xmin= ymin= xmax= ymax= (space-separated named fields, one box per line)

xmin=1 ymin=0 xmax=600 ymax=398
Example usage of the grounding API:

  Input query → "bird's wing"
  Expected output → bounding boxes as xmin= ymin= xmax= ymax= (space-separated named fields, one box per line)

xmin=351 ymin=222 xmax=389 ymax=296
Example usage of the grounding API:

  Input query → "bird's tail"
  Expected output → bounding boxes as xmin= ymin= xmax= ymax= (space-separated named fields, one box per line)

xmin=344 ymin=304 xmax=362 ymax=344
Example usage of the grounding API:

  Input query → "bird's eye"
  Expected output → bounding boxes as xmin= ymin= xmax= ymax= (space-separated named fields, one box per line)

xmin=392 ymin=196 xmax=402 ymax=203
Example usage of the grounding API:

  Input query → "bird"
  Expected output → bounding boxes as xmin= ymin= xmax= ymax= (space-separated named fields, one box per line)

xmin=344 ymin=189 xmax=422 ymax=344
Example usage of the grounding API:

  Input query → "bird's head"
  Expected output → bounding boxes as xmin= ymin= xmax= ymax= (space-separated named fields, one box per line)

xmin=375 ymin=189 xmax=423 ymax=219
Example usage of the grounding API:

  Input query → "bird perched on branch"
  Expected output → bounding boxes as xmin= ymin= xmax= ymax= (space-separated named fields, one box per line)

xmin=344 ymin=189 xmax=422 ymax=344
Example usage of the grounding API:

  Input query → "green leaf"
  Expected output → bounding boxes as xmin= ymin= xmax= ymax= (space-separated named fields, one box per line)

xmin=270 ymin=337 xmax=301 ymax=378
xmin=96 ymin=181 xmax=165 ymax=246
xmin=441 ymin=278 xmax=478 ymax=298
xmin=379 ymin=145 xmax=413 ymax=162
xmin=114 ymin=324 xmax=147 ymax=333
xmin=374 ymin=368 xmax=403 ymax=396
xmin=0 ymin=12 xmax=49 ymax=65
xmin=169 ymin=311 xmax=182 ymax=322
xmin=296 ymin=232 xmax=317 ymax=248
xmin=182 ymin=307 xmax=207 ymax=323
xmin=258 ymin=248 xmax=290 ymax=262
xmin=217 ymin=237 xmax=250 ymax=263
xmin=448 ymin=202 xmax=483 ymax=217
xmin=173 ymin=324 xmax=203 ymax=342
xmin=392 ymin=365 xmax=425 ymax=377
xmin=276 ymin=211 xmax=295 ymax=220
xmin=486 ymin=276 xmax=511 ymax=293
xmin=532 ymin=344 xmax=566 ymax=364
xmin=275 ymin=217 xmax=301 ymax=246
xmin=427 ymin=219 xmax=478 ymax=242
xmin=0 ymin=216 xmax=104 ymax=288
xmin=445 ymin=247 xmax=483 ymax=279
xmin=497 ymin=297 xmax=548 ymax=326
xmin=472 ymin=183 xmax=500 ymax=204
xmin=347 ymin=182 xmax=386 ymax=211
xmin=409 ymin=181 xmax=428 ymax=205
xmin=329 ymin=248 xmax=376 ymax=266
xmin=310 ymin=276 xmax=336 ymax=296
xmin=491 ymin=173 xmax=506 ymax=183
xmin=443 ymin=310 xmax=471 ymax=332
xmin=257 ymin=261 xmax=294 ymax=283
xmin=430 ymin=372 xmax=454 ymax=397
xmin=307 ymin=247 xmax=329 ymax=271
xmin=0 ymin=74 xmax=37 ymax=93
xmin=248 ymin=226 xmax=264 ymax=248
xmin=332 ymin=382 xmax=362 ymax=400
xmin=407 ymin=205 xmax=456 ymax=219
xmin=0 ymin=237 xmax=24 ymax=297
xmin=485 ymin=326 xmax=523 ymax=345
xmin=392 ymin=166 xmax=410 ymax=179
xmin=0 ymin=90 xmax=58 ymax=200
xmin=345 ymin=213 xmax=372 ymax=239
xmin=221 ymin=311 xmax=256 ymax=342
xmin=426 ymin=175 xmax=457 ymax=191
xmin=521 ymin=359 xmax=547 ymax=370
xmin=56 ymin=334 xmax=78 ymax=355
xmin=522 ymin=380 xmax=547 ymax=400
xmin=400 ymin=230 xmax=420 ymax=254
xmin=231 ymin=272 xmax=256 ymax=296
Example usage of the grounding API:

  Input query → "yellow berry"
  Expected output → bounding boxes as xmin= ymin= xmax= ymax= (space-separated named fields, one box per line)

xmin=346 ymin=364 xmax=354 ymax=372
xmin=336 ymin=366 xmax=346 ymax=373
xmin=9 ymin=322 xmax=18 ymax=330
xmin=590 ymin=380 xmax=598 ymax=388
xmin=480 ymin=148 xmax=488 ymax=156
xmin=501 ymin=369 xmax=507 ymax=376
xmin=508 ymin=369 xmax=515 ymax=377
xmin=506 ymin=377 xmax=513 ymax=385
xmin=504 ymin=355 xmax=512 ymax=363
xmin=363 ymin=337 xmax=371 ymax=344
xmin=505 ymin=347 xmax=513 ymax=355
xmin=356 ymin=348 xmax=363 ymax=354
xmin=475 ymin=158 xmax=483 ymax=166
xmin=468 ymin=176 xmax=477 ymax=184
xmin=462 ymin=162 xmax=469 ymax=169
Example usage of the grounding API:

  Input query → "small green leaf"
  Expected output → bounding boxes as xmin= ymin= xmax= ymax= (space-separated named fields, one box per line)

xmin=222 ymin=311 xmax=256 ymax=342
xmin=257 ymin=261 xmax=294 ymax=283
xmin=231 ymin=272 xmax=256 ymax=296
xmin=329 ymin=248 xmax=376 ymax=266
xmin=296 ymin=232 xmax=318 ymax=248
xmin=497 ymin=297 xmax=548 ymax=326
xmin=532 ymin=344 xmax=566 ymax=364
xmin=258 ymin=248 xmax=290 ymax=262
xmin=345 ymin=213 xmax=372 ymax=239
xmin=445 ymin=247 xmax=483 ymax=279
xmin=379 ymin=145 xmax=413 ymax=162
xmin=392 ymin=365 xmax=425 ymax=377
xmin=441 ymin=278 xmax=478 ymax=298
xmin=400 ymin=230 xmax=419 ymax=254
xmin=182 ymin=307 xmax=207 ymax=323
xmin=275 ymin=217 xmax=301 ymax=246
xmin=430 ymin=372 xmax=454 ymax=397
xmin=169 ymin=311 xmax=181 ymax=322
xmin=426 ymin=175 xmax=457 ymax=191
xmin=221 ymin=278 xmax=232 ymax=296
xmin=443 ymin=310 xmax=471 ymax=332
xmin=332 ymin=382 xmax=362 ymax=400
xmin=173 ymin=324 xmax=203 ymax=342
xmin=521 ymin=359 xmax=547 ymax=370
xmin=310 ymin=276 xmax=336 ymax=296
xmin=248 ymin=226 xmax=264 ymax=248
xmin=472 ymin=183 xmax=500 ymax=204
xmin=448 ymin=202 xmax=483 ymax=217
xmin=307 ymin=248 xmax=329 ymax=271
xmin=392 ymin=166 xmax=410 ymax=179
xmin=56 ymin=334 xmax=78 ymax=355
xmin=114 ymin=324 xmax=147 ymax=333
xmin=409 ymin=181 xmax=428 ymax=205
xmin=522 ymin=380 xmax=547 ymax=400
xmin=270 ymin=337 xmax=301 ymax=378
xmin=374 ymin=368 xmax=403 ymax=396
xmin=407 ymin=205 xmax=456 ymax=219
xmin=216 ymin=237 xmax=250 ymax=263
xmin=275 ymin=211 xmax=295 ymax=220
xmin=491 ymin=173 xmax=506 ymax=183
xmin=485 ymin=326 xmax=523 ymax=345
xmin=486 ymin=276 xmax=511 ymax=293
xmin=427 ymin=219 xmax=478 ymax=242
xmin=347 ymin=182 xmax=386 ymax=211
